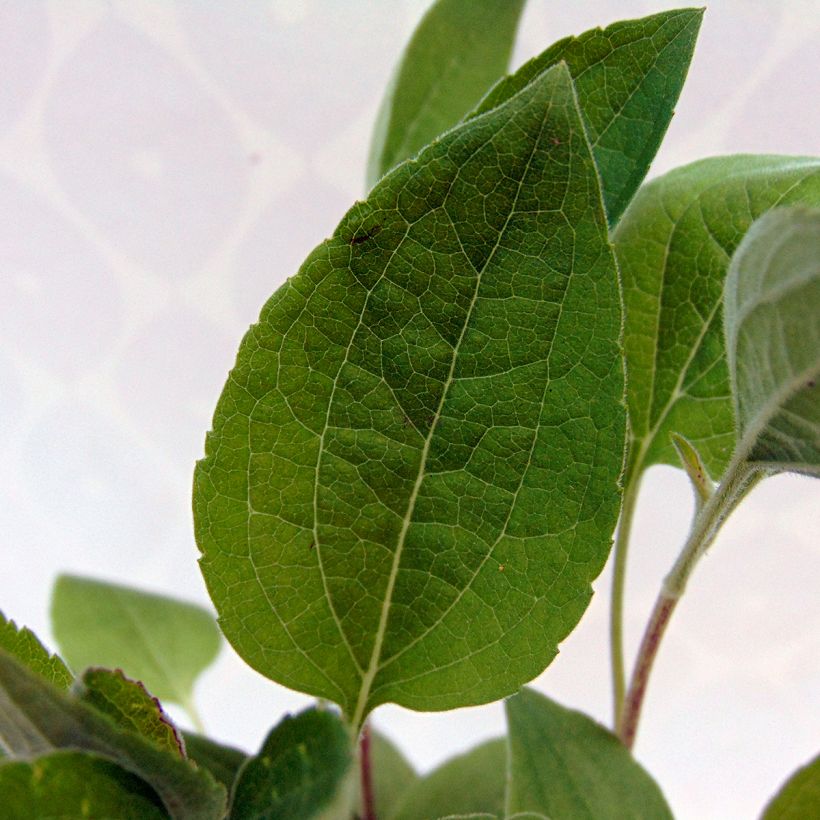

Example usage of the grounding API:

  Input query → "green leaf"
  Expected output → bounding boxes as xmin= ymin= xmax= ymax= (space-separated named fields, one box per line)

xmin=366 ymin=0 xmax=526 ymax=189
xmin=506 ymin=688 xmax=672 ymax=819
xmin=762 ymin=753 xmax=820 ymax=820
xmin=183 ymin=732 xmax=247 ymax=792
xmin=51 ymin=574 xmax=221 ymax=715
xmin=0 ymin=612 xmax=72 ymax=689
xmin=615 ymin=155 xmax=820 ymax=486
xmin=0 ymin=648 xmax=226 ymax=820
xmin=388 ymin=738 xmax=506 ymax=820
xmin=229 ymin=707 xmax=353 ymax=820
xmin=194 ymin=62 xmax=626 ymax=724
xmin=723 ymin=207 xmax=820 ymax=475
xmin=75 ymin=667 xmax=185 ymax=756
xmin=0 ymin=750 xmax=166 ymax=820
xmin=368 ymin=730 xmax=418 ymax=819
xmin=473 ymin=9 xmax=704 ymax=225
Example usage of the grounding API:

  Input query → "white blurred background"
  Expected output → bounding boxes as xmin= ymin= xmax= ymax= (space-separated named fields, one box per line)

xmin=0 ymin=1 xmax=818 ymax=817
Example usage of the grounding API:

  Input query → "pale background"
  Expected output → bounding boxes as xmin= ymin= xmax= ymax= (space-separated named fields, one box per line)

xmin=0 ymin=1 xmax=818 ymax=817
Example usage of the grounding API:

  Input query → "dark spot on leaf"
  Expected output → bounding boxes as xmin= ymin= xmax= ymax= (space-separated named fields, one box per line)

xmin=349 ymin=225 xmax=382 ymax=246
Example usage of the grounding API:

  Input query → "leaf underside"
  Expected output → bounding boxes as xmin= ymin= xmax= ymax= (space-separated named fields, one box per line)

xmin=195 ymin=62 xmax=625 ymax=723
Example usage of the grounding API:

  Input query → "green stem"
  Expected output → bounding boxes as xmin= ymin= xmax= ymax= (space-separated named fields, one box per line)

xmin=184 ymin=699 xmax=206 ymax=735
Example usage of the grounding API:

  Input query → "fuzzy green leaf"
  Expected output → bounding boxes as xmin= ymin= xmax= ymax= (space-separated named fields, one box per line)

xmin=195 ymin=62 xmax=625 ymax=724
xmin=506 ymin=689 xmax=672 ymax=819
xmin=762 ymin=753 xmax=820 ymax=820
xmin=51 ymin=574 xmax=220 ymax=713
xmin=0 ymin=750 xmax=166 ymax=820
xmin=366 ymin=0 xmax=526 ymax=189
xmin=473 ymin=8 xmax=703 ymax=225
xmin=183 ymin=732 xmax=248 ymax=792
xmin=724 ymin=207 xmax=820 ymax=475
xmin=388 ymin=738 xmax=506 ymax=820
xmin=615 ymin=156 xmax=820 ymax=486
xmin=0 ymin=649 xmax=226 ymax=820
xmin=0 ymin=612 xmax=72 ymax=690
xmin=229 ymin=707 xmax=352 ymax=820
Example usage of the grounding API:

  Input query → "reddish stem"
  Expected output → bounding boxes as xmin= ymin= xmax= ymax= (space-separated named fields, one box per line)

xmin=360 ymin=722 xmax=377 ymax=820
xmin=618 ymin=593 xmax=678 ymax=750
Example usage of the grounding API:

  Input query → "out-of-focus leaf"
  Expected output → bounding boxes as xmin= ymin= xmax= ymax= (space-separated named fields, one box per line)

xmin=762 ymin=753 xmax=820 ymax=819
xmin=183 ymin=732 xmax=248 ymax=793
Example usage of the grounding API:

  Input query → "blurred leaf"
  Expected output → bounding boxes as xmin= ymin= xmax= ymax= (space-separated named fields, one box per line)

xmin=762 ymin=753 xmax=820 ymax=819
xmin=183 ymin=732 xmax=248 ymax=793
xmin=369 ymin=730 xmax=418 ymax=818
xmin=723 ymin=207 xmax=820 ymax=475
xmin=506 ymin=689 xmax=672 ymax=819
xmin=0 ymin=611 xmax=71 ymax=689
xmin=366 ymin=0 xmax=526 ymax=188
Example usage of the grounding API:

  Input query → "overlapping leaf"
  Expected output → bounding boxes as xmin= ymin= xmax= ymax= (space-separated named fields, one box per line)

xmin=763 ymin=753 xmax=820 ymax=820
xmin=194 ymin=62 xmax=625 ymax=724
xmin=183 ymin=732 xmax=248 ymax=792
xmin=0 ymin=612 xmax=71 ymax=689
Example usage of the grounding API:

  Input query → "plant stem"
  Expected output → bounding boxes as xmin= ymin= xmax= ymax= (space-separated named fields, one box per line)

xmin=184 ymin=699 xmax=206 ymax=735
xmin=360 ymin=722 xmax=377 ymax=820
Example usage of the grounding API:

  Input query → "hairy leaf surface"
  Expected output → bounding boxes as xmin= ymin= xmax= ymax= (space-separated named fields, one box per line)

xmin=52 ymin=574 xmax=220 ymax=713
xmin=506 ymin=688 xmax=672 ymax=819
xmin=724 ymin=207 xmax=820 ymax=474
xmin=195 ymin=63 xmax=626 ymax=724
xmin=0 ymin=612 xmax=71 ymax=689
xmin=615 ymin=156 xmax=820 ymax=485
xmin=763 ymin=753 xmax=820 ymax=820
xmin=366 ymin=0 xmax=526 ymax=188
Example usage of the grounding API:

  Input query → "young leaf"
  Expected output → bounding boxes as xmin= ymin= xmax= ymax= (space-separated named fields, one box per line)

xmin=0 ymin=750 xmax=166 ymax=819
xmin=229 ymin=707 xmax=353 ymax=820
xmin=366 ymin=0 xmax=526 ymax=188
xmin=506 ymin=688 xmax=672 ymax=819
xmin=51 ymin=574 xmax=221 ymax=717
xmin=194 ymin=62 xmax=626 ymax=724
xmin=762 ymin=753 xmax=820 ymax=819
xmin=472 ymin=8 xmax=704 ymax=225
xmin=615 ymin=156 xmax=820 ymax=486
xmin=0 ymin=648 xmax=226 ymax=820
xmin=366 ymin=730 xmax=418 ymax=819
xmin=0 ymin=611 xmax=72 ymax=689
xmin=389 ymin=738 xmax=506 ymax=820
xmin=75 ymin=667 xmax=185 ymax=756
xmin=183 ymin=732 xmax=248 ymax=792
xmin=724 ymin=207 xmax=820 ymax=475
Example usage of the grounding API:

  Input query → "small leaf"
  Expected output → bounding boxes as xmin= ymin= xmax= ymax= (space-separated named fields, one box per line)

xmin=723 ymin=207 xmax=820 ymax=474
xmin=368 ymin=730 xmax=418 ymax=819
xmin=229 ymin=707 xmax=353 ymax=820
xmin=616 ymin=156 xmax=820 ymax=486
xmin=506 ymin=688 xmax=672 ymax=819
xmin=0 ymin=611 xmax=72 ymax=689
xmin=0 ymin=648 xmax=226 ymax=820
xmin=51 ymin=574 xmax=221 ymax=715
xmin=0 ymin=750 xmax=166 ymax=819
xmin=671 ymin=433 xmax=713 ymax=508
xmin=473 ymin=8 xmax=704 ymax=225
xmin=195 ymin=61 xmax=626 ymax=724
xmin=183 ymin=732 xmax=248 ymax=792
xmin=762 ymin=753 xmax=820 ymax=819
xmin=366 ymin=0 xmax=526 ymax=188
xmin=75 ymin=667 xmax=185 ymax=756
xmin=388 ymin=738 xmax=506 ymax=820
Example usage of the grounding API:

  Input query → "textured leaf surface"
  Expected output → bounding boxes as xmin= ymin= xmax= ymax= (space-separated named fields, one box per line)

xmin=0 ymin=612 xmax=71 ymax=689
xmin=0 ymin=649 xmax=226 ymax=820
xmin=724 ymin=207 xmax=820 ymax=474
xmin=0 ymin=750 xmax=166 ymax=820
xmin=506 ymin=688 xmax=672 ymax=819
xmin=194 ymin=62 xmax=625 ymax=724
xmin=615 ymin=155 xmax=820 ymax=484
xmin=763 ymin=753 xmax=820 ymax=820
xmin=389 ymin=738 xmax=506 ymax=820
xmin=184 ymin=732 xmax=248 ymax=792
xmin=51 ymin=574 xmax=220 ymax=711
xmin=229 ymin=707 xmax=352 ymax=820
xmin=474 ymin=8 xmax=703 ymax=225
xmin=76 ymin=667 xmax=185 ymax=756
xmin=366 ymin=0 xmax=526 ymax=188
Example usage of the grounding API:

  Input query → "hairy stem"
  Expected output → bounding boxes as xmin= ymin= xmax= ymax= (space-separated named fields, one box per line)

xmin=360 ymin=722 xmax=376 ymax=820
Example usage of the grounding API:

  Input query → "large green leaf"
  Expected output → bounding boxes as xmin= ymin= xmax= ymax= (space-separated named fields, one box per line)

xmin=762 ymin=753 xmax=820 ymax=819
xmin=0 ymin=750 xmax=166 ymax=820
xmin=615 ymin=155 xmax=820 ymax=485
xmin=388 ymin=738 xmax=506 ymax=820
xmin=229 ymin=707 xmax=353 ymax=820
xmin=51 ymin=574 xmax=221 ymax=716
xmin=0 ymin=649 xmax=226 ymax=820
xmin=724 ymin=207 xmax=820 ymax=475
xmin=474 ymin=8 xmax=704 ymax=226
xmin=194 ymin=62 xmax=625 ymax=724
xmin=366 ymin=0 xmax=526 ymax=189
xmin=506 ymin=688 xmax=672 ymax=819
xmin=183 ymin=732 xmax=248 ymax=792
xmin=0 ymin=612 xmax=71 ymax=689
